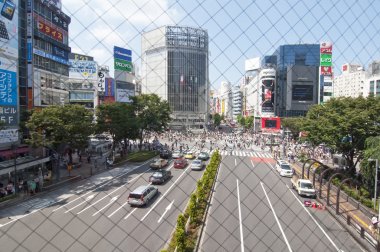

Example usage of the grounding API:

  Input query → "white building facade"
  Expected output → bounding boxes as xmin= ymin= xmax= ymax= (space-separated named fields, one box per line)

xmin=333 ymin=63 xmax=366 ymax=98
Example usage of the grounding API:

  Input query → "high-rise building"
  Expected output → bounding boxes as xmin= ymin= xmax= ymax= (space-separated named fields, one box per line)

xmin=270 ymin=44 xmax=320 ymax=117
xmin=366 ymin=61 xmax=380 ymax=97
xmin=333 ymin=63 xmax=365 ymax=98
xmin=232 ymin=85 xmax=242 ymax=120
xmin=141 ymin=26 xmax=209 ymax=129
xmin=26 ymin=0 xmax=71 ymax=108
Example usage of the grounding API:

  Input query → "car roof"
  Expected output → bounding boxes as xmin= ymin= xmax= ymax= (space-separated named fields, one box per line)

xmin=130 ymin=185 xmax=151 ymax=194
xmin=298 ymin=179 xmax=312 ymax=183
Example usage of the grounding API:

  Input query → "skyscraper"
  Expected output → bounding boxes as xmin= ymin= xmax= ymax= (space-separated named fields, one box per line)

xmin=141 ymin=26 xmax=209 ymax=129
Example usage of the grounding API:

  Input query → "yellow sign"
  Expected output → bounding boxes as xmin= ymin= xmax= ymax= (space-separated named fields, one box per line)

xmin=221 ymin=99 xmax=225 ymax=114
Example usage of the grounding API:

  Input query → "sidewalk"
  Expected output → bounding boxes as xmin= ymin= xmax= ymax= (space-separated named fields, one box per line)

xmin=291 ymin=160 xmax=379 ymax=251
xmin=0 ymin=152 xmax=110 ymax=209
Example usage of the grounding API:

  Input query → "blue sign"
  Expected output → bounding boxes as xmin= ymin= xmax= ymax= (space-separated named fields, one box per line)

xmin=114 ymin=46 xmax=132 ymax=62
xmin=27 ymin=42 xmax=32 ymax=62
xmin=33 ymin=48 xmax=70 ymax=65
xmin=52 ymin=46 xmax=68 ymax=60
xmin=0 ymin=69 xmax=17 ymax=106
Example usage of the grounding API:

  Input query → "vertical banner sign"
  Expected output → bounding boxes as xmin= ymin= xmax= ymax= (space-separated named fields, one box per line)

xmin=105 ymin=78 xmax=114 ymax=96
xmin=98 ymin=70 xmax=105 ymax=92
xmin=319 ymin=42 xmax=333 ymax=104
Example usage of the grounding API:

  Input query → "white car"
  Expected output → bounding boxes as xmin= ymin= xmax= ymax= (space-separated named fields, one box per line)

xmin=276 ymin=160 xmax=293 ymax=177
xmin=172 ymin=151 xmax=183 ymax=159
xmin=191 ymin=159 xmax=205 ymax=170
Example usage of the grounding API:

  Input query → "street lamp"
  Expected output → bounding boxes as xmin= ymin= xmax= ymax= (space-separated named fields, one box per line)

xmin=369 ymin=158 xmax=379 ymax=213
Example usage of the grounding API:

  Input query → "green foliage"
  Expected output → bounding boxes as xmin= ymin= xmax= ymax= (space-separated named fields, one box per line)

xmin=26 ymin=104 xmax=94 ymax=152
xmin=165 ymin=150 xmax=221 ymax=252
xmin=213 ymin=113 xmax=222 ymax=126
xmin=236 ymin=115 xmax=245 ymax=127
xmin=302 ymin=96 xmax=380 ymax=172
xmin=281 ymin=117 xmax=304 ymax=139
xmin=95 ymin=102 xmax=139 ymax=147
xmin=245 ymin=116 xmax=254 ymax=128
xmin=360 ymin=136 xmax=380 ymax=197
xmin=131 ymin=94 xmax=172 ymax=146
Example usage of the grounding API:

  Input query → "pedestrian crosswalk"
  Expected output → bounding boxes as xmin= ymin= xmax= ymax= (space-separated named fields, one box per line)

xmin=219 ymin=150 xmax=273 ymax=158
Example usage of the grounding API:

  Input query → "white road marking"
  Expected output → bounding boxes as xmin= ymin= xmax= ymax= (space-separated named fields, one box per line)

xmin=286 ymin=184 xmax=341 ymax=251
xmin=64 ymin=194 xmax=95 ymax=213
xmin=75 ymin=168 xmax=152 ymax=215
xmin=158 ymin=200 xmax=174 ymax=223
xmin=236 ymin=179 xmax=245 ymax=252
xmin=250 ymin=160 xmax=255 ymax=168
xmin=108 ymin=201 xmax=129 ymax=218
xmin=92 ymin=196 xmax=118 ymax=216
xmin=124 ymin=208 xmax=137 ymax=220
xmin=53 ymin=161 xmax=150 ymax=212
xmin=250 ymin=152 xmax=254 ymax=157
xmin=235 ymin=158 xmax=237 ymax=166
xmin=261 ymin=182 xmax=293 ymax=252
xmin=140 ymin=166 xmax=191 ymax=222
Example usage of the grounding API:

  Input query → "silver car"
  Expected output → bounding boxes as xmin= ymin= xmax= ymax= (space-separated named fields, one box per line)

xmin=191 ymin=159 xmax=205 ymax=170
xmin=128 ymin=185 xmax=158 ymax=207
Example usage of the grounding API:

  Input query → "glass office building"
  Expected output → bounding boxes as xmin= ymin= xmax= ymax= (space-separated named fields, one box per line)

xmin=270 ymin=44 xmax=320 ymax=117
xmin=141 ymin=26 xmax=209 ymax=129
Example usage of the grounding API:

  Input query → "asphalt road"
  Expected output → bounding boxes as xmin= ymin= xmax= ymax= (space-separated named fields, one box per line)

xmin=0 ymin=155 xmax=206 ymax=252
xmin=200 ymin=151 xmax=365 ymax=252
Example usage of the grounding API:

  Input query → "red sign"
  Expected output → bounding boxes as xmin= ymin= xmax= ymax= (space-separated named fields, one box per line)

xmin=342 ymin=64 xmax=348 ymax=72
xmin=261 ymin=117 xmax=281 ymax=132
xmin=320 ymin=42 xmax=333 ymax=54
xmin=37 ymin=20 xmax=63 ymax=42
xmin=321 ymin=66 xmax=332 ymax=75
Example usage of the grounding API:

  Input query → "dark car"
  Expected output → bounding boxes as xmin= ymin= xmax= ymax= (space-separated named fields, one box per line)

xmin=174 ymin=157 xmax=188 ymax=169
xmin=197 ymin=152 xmax=209 ymax=161
xmin=160 ymin=149 xmax=172 ymax=159
xmin=149 ymin=169 xmax=172 ymax=184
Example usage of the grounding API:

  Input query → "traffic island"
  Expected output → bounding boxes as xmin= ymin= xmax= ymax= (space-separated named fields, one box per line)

xmin=162 ymin=150 xmax=221 ymax=252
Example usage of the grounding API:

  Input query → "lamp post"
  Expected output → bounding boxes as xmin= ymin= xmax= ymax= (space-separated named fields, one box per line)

xmin=369 ymin=158 xmax=379 ymax=213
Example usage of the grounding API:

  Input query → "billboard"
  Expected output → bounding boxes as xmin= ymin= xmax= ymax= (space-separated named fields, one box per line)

xmin=69 ymin=59 xmax=97 ymax=80
xmin=319 ymin=42 xmax=333 ymax=104
xmin=245 ymin=57 xmax=261 ymax=71
xmin=114 ymin=46 xmax=132 ymax=62
xmin=321 ymin=66 xmax=332 ymax=75
xmin=0 ymin=0 xmax=18 ymax=59
xmin=0 ymin=128 xmax=18 ymax=143
xmin=320 ymin=42 xmax=332 ymax=54
xmin=116 ymin=81 xmax=134 ymax=103
xmin=261 ymin=117 xmax=281 ymax=133
xmin=114 ymin=58 xmax=133 ymax=72
xmin=320 ymin=54 xmax=332 ymax=67
xmin=69 ymin=53 xmax=94 ymax=61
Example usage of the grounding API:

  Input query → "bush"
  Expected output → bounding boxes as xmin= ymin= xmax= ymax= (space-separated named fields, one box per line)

xmin=359 ymin=187 xmax=370 ymax=198
xmin=361 ymin=198 xmax=373 ymax=208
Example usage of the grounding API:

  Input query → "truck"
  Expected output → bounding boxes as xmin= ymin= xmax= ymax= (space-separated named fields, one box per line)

xmin=291 ymin=174 xmax=316 ymax=198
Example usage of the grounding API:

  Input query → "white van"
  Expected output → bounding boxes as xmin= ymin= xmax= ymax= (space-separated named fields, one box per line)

xmin=128 ymin=185 xmax=158 ymax=207
xmin=276 ymin=160 xmax=293 ymax=177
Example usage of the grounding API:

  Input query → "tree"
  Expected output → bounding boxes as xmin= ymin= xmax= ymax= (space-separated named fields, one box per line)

xmin=360 ymin=136 xmax=380 ymax=197
xmin=236 ymin=114 xmax=245 ymax=127
xmin=131 ymin=94 xmax=171 ymax=149
xmin=95 ymin=102 xmax=139 ymax=153
xmin=281 ymin=117 xmax=304 ymax=139
xmin=302 ymin=96 xmax=380 ymax=174
xmin=26 ymin=104 xmax=94 ymax=163
xmin=245 ymin=116 xmax=254 ymax=128
xmin=213 ymin=113 xmax=222 ymax=126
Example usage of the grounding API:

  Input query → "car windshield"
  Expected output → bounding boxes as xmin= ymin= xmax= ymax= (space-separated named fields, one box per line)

xmin=175 ymin=159 xmax=183 ymax=163
xmin=152 ymin=172 xmax=163 ymax=177
xmin=281 ymin=165 xmax=291 ymax=170
xmin=300 ymin=182 xmax=313 ymax=189
xmin=193 ymin=160 xmax=201 ymax=164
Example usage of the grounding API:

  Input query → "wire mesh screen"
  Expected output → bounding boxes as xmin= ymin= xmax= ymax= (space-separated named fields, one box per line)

xmin=0 ymin=0 xmax=380 ymax=251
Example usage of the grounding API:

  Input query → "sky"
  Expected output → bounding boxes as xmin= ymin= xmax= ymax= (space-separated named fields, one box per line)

xmin=63 ymin=0 xmax=380 ymax=90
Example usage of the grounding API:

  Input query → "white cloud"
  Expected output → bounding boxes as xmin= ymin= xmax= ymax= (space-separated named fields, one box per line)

xmin=63 ymin=0 xmax=181 ymax=75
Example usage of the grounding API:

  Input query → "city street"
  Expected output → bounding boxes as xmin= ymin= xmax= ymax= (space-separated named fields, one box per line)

xmin=0 ymin=154 xmax=206 ymax=252
xmin=200 ymin=151 xmax=365 ymax=252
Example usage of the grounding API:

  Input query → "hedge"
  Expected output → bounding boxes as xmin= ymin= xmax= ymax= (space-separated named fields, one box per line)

xmin=164 ymin=150 xmax=221 ymax=252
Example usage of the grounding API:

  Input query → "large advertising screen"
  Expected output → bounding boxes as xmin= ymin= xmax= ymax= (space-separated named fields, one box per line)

xmin=292 ymin=85 xmax=314 ymax=101
xmin=116 ymin=81 xmax=134 ymax=103
xmin=261 ymin=117 xmax=281 ymax=133
xmin=0 ymin=0 xmax=18 ymax=133
xmin=69 ymin=59 xmax=97 ymax=80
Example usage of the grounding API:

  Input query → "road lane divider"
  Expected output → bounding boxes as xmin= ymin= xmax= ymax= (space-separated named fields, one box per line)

xmin=261 ymin=182 xmax=293 ymax=252
xmin=92 ymin=196 xmax=119 ymax=216
xmin=286 ymin=184 xmax=341 ymax=251
xmin=124 ymin=208 xmax=137 ymax=220
xmin=64 ymin=194 xmax=95 ymax=213
xmin=236 ymin=179 xmax=245 ymax=252
xmin=140 ymin=165 xmax=191 ymax=222
xmin=75 ymin=168 xmax=152 ymax=215
xmin=158 ymin=200 xmax=174 ymax=223
xmin=53 ymin=159 xmax=152 ymax=212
